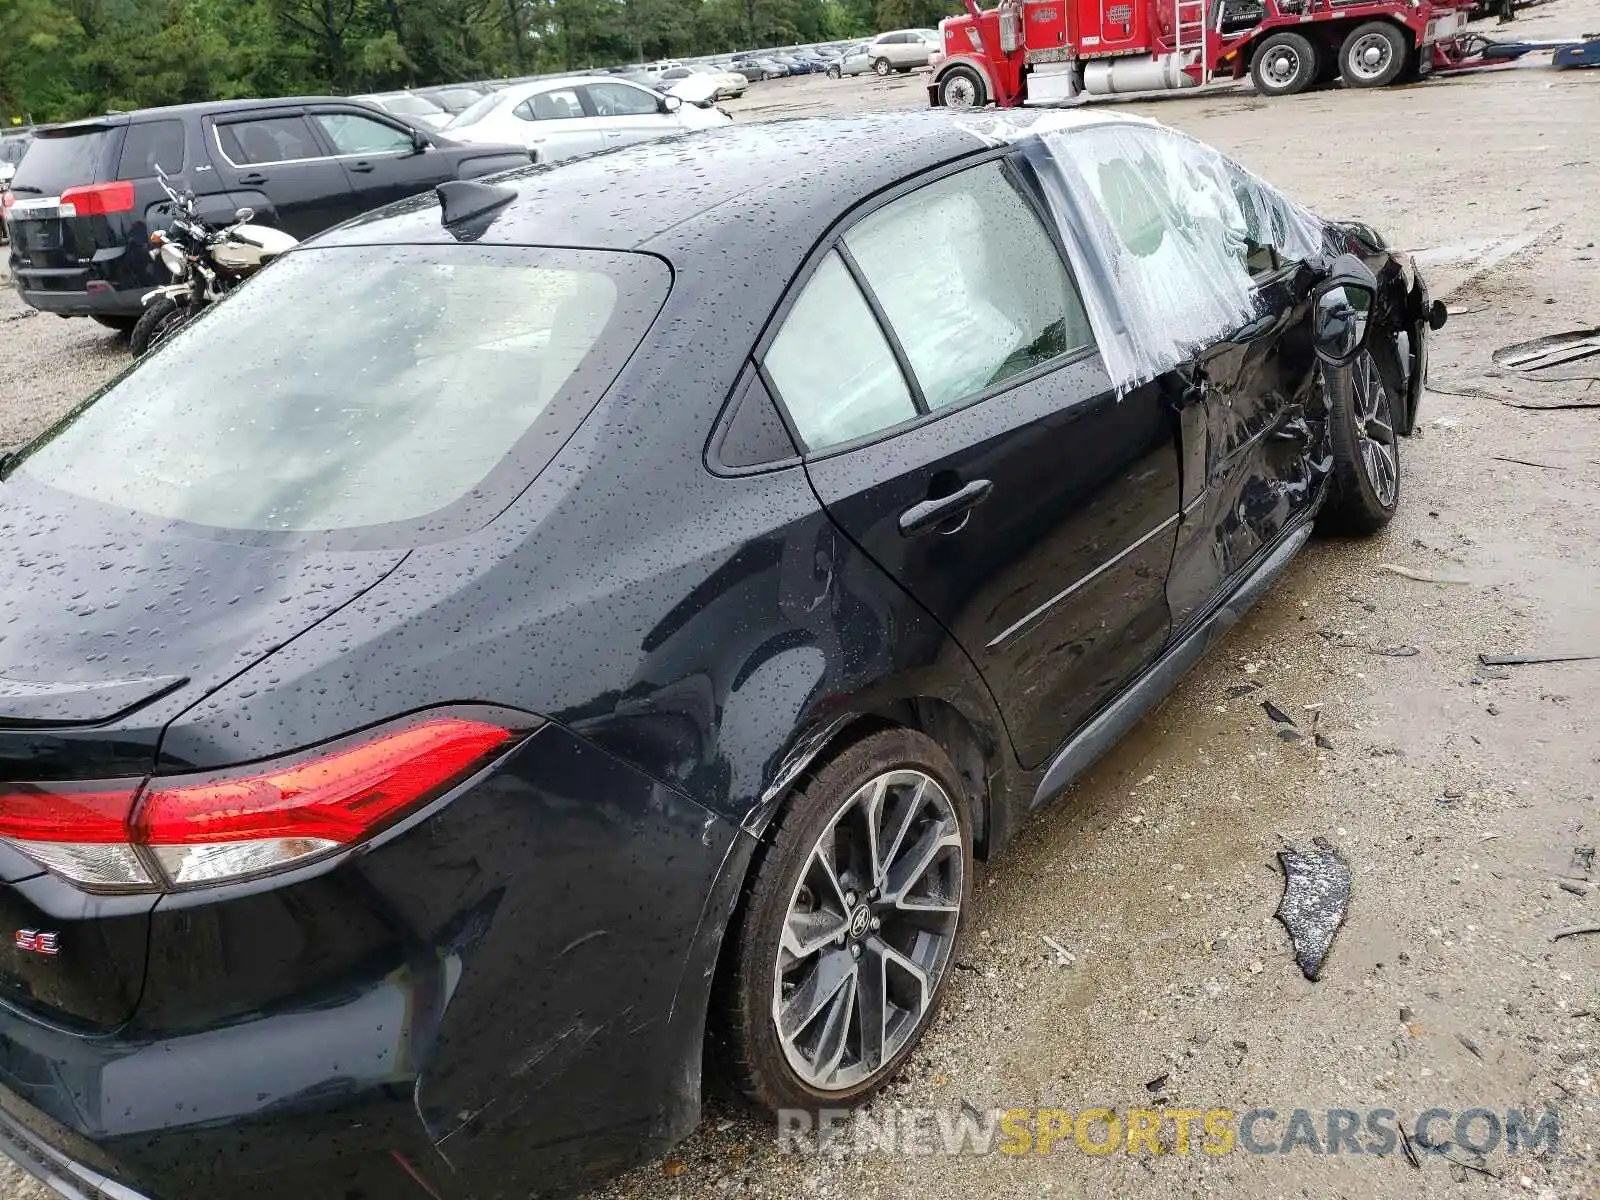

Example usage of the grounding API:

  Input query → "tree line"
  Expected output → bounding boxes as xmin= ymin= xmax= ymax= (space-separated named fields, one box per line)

xmin=0 ymin=0 xmax=963 ymax=125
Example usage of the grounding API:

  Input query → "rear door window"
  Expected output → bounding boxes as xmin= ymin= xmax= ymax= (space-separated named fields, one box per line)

xmin=117 ymin=120 xmax=186 ymax=178
xmin=216 ymin=116 xmax=323 ymax=166
xmin=764 ymin=252 xmax=917 ymax=451
xmin=515 ymin=88 xmax=585 ymax=121
xmin=843 ymin=161 xmax=1093 ymax=411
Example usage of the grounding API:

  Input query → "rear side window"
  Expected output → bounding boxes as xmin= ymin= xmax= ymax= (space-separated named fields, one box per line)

xmin=12 ymin=129 xmax=113 ymax=193
xmin=516 ymin=88 xmax=584 ymax=121
xmin=843 ymin=161 xmax=1092 ymax=410
xmin=217 ymin=116 xmax=323 ymax=166
xmin=117 ymin=120 xmax=186 ymax=178
xmin=765 ymin=252 xmax=917 ymax=450
xmin=16 ymin=246 xmax=670 ymax=537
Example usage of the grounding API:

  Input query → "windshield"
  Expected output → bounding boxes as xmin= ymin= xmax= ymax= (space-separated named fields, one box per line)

xmin=428 ymin=87 xmax=483 ymax=113
xmin=447 ymin=91 xmax=505 ymax=129
xmin=13 ymin=245 xmax=670 ymax=536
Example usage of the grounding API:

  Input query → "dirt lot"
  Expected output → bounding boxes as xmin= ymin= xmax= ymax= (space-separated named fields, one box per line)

xmin=2 ymin=5 xmax=1597 ymax=1196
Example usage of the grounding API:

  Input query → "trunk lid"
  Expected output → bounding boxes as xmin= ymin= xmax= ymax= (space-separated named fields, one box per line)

xmin=0 ymin=479 xmax=407 ymax=1030
xmin=5 ymin=121 xmax=123 ymax=270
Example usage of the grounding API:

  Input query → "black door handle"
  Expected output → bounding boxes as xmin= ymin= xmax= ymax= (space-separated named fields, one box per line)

xmin=237 ymin=172 xmax=267 ymax=185
xmin=348 ymin=161 xmax=375 ymax=173
xmin=898 ymin=479 xmax=993 ymax=537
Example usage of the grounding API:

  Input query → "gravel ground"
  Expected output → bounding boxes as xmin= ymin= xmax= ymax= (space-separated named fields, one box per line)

xmin=2 ymin=7 xmax=1597 ymax=1197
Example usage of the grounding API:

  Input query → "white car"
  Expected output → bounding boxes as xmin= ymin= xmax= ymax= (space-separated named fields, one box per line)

xmin=443 ymin=76 xmax=730 ymax=163
xmin=353 ymin=91 xmax=453 ymax=130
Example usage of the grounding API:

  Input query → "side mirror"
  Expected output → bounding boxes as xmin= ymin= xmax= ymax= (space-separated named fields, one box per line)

xmin=1312 ymin=283 xmax=1375 ymax=365
xmin=234 ymin=206 xmax=254 ymax=223
xmin=660 ymin=93 xmax=683 ymax=113
xmin=410 ymin=128 xmax=431 ymax=153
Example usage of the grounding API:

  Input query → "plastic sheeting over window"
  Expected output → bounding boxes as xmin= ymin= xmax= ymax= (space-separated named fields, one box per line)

xmin=953 ymin=111 xmax=1326 ymax=392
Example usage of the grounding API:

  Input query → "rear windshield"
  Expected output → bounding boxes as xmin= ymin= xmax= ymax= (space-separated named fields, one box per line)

xmin=11 ymin=128 xmax=115 ymax=195
xmin=379 ymin=94 xmax=443 ymax=117
xmin=14 ymin=244 xmax=669 ymax=538
xmin=446 ymin=92 xmax=502 ymax=129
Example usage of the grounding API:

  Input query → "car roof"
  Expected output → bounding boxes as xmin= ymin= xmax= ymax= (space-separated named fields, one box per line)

xmin=316 ymin=113 xmax=991 ymax=255
xmin=38 ymin=96 xmax=385 ymax=132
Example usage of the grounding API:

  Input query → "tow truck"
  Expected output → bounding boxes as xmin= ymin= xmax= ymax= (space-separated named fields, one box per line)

xmin=927 ymin=0 xmax=1600 ymax=106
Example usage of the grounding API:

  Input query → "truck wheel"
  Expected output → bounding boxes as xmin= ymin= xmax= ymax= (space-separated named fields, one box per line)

xmin=1340 ymin=22 xmax=1408 ymax=87
xmin=938 ymin=66 xmax=988 ymax=109
xmin=873 ymin=57 xmax=892 ymax=76
xmin=1251 ymin=31 xmax=1319 ymax=95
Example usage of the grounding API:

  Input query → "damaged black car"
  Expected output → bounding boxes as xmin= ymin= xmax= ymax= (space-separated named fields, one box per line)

xmin=0 ymin=110 xmax=1442 ymax=1200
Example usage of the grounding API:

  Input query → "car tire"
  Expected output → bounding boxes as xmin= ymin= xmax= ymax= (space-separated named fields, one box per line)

xmin=827 ymin=66 xmax=841 ymax=79
xmin=1318 ymin=339 xmax=1404 ymax=535
xmin=937 ymin=65 xmax=988 ymax=108
xmin=873 ymin=57 xmax=892 ymax=76
xmin=713 ymin=728 xmax=972 ymax=1114
xmin=91 ymin=314 xmax=138 ymax=335
xmin=1340 ymin=21 xmax=1409 ymax=87
xmin=1251 ymin=31 xmax=1320 ymax=96
xmin=129 ymin=297 xmax=189 ymax=358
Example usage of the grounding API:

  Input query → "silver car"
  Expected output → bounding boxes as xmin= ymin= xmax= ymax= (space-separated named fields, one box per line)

xmin=864 ymin=29 xmax=942 ymax=75
xmin=826 ymin=43 xmax=873 ymax=78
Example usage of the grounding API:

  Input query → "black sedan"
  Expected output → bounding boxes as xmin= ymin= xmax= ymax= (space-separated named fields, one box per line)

xmin=0 ymin=111 xmax=1440 ymax=1199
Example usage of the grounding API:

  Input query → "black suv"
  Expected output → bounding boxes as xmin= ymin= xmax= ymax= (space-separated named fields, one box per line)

xmin=2 ymin=97 xmax=530 ymax=328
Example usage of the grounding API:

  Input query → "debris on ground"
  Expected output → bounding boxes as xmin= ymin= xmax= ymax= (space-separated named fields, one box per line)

xmin=1372 ymin=643 xmax=1421 ymax=657
xmin=1262 ymin=700 xmax=1296 ymax=726
xmin=1275 ymin=838 xmax=1351 ymax=981
xmin=1478 ymin=651 xmax=1600 ymax=666
xmin=1488 ymin=454 xmax=1565 ymax=470
xmin=1457 ymin=1033 xmax=1485 ymax=1060
xmin=1572 ymin=847 xmax=1596 ymax=878
xmin=1377 ymin=563 xmax=1471 ymax=585
xmin=1551 ymin=925 xmax=1600 ymax=942
xmin=1041 ymin=934 xmax=1074 ymax=965
xmin=1492 ymin=327 xmax=1600 ymax=373
xmin=1557 ymin=880 xmax=1592 ymax=897
xmin=1145 ymin=1073 xmax=1169 ymax=1095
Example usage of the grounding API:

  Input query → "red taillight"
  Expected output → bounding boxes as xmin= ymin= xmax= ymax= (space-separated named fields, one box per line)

xmin=1 ymin=191 xmax=14 ymax=213
xmin=0 ymin=716 xmax=516 ymax=892
xmin=57 ymin=180 xmax=135 ymax=218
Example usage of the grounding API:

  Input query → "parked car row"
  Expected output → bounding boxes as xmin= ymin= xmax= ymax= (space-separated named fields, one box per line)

xmin=2 ymin=97 xmax=530 ymax=326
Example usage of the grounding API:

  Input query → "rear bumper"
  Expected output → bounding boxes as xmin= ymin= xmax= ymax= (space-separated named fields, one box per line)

xmin=0 ymin=1084 xmax=148 ymax=1200
xmin=8 ymin=245 xmax=150 ymax=318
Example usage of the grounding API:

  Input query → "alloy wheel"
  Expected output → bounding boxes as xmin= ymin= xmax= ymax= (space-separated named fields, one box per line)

xmin=771 ymin=769 xmax=963 ymax=1092
xmin=1351 ymin=350 xmax=1398 ymax=507
xmin=1347 ymin=32 xmax=1394 ymax=82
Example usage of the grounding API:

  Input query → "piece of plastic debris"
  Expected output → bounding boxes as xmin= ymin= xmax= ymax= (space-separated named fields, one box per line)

xmin=1557 ymin=880 xmax=1592 ymax=897
xmin=1479 ymin=651 xmax=1600 ymax=666
xmin=1041 ymin=934 xmax=1074 ymax=964
xmin=1373 ymin=644 xmax=1421 ymax=657
xmin=1262 ymin=700 xmax=1296 ymax=726
xmin=1275 ymin=838 xmax=1350 ymax=981
xmin=1145 ymin=1073 xmax=1169 ymax=1094
xmin=1378 ymin=564 xmax=1471 ymax=585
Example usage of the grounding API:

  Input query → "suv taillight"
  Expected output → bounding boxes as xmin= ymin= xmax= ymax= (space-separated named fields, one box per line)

xmin=0 ymin=715 xmax=519 ymax=892
xmin=57 ymin=180 xmax=135 ymax=218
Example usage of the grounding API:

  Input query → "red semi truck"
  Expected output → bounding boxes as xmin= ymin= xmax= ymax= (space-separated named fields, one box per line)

xmin=926 ymin=0 xmax=1480 ymax=105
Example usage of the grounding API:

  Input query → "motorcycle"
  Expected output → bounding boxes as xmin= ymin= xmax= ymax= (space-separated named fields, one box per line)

xmin=133 ymin=166 xmax=297 ymax=357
